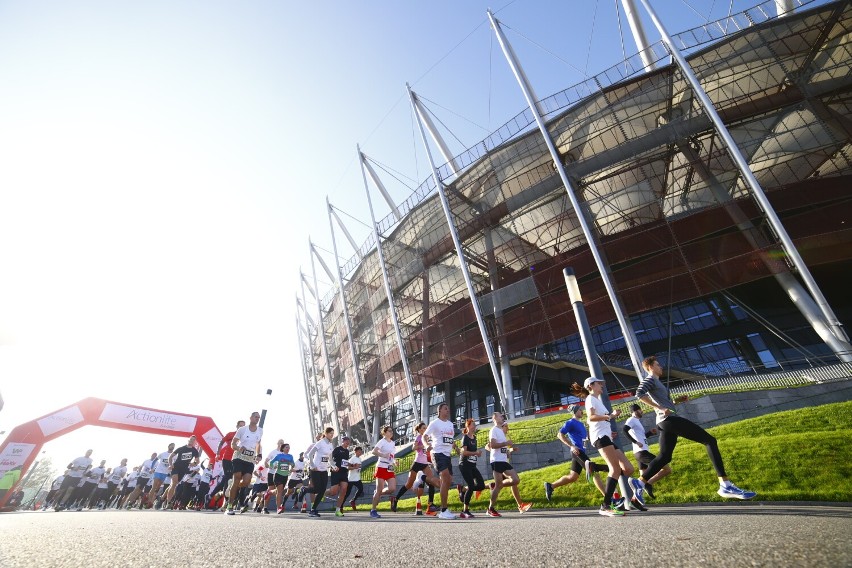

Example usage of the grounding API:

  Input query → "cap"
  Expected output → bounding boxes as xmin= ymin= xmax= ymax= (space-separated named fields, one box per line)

xmin=583 ymin=376 xmax=604 ymax=389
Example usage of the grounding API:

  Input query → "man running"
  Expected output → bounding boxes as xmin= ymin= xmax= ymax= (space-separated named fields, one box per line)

xmin=302 ymin=427 xmax=334 ymax=517
xmin=124 ymin=452 xmax=158 ymax=509
xmin=149 ymin=443 xmax=175 ymax=508
xmin=486 ymin=412 xmax=531 ymax=517
xmin=167 ymin=435 xmax=200 ymax=507
xmin=329 ymin=436 xmax=352 ymax=517
xmin=544 ymin=406 xmax=607 ymax=503
xmin=623 ymin=403 xmax=671 ymax=499
xmin=55 ymin=449 xmax=93 ymax=511
xmin=632 ymin=356 xmax=756 ymax=501
xmin=343 ymin=446 xmax=364 ymax=511
xmin=225 ymin=411 xmax=263 ymax=515
xmin=424 ymin=402 xmax=459 ymax=520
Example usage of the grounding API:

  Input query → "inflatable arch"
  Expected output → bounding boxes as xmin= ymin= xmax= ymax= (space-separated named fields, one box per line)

xmin=0 ymin=397 xmax=223 ymax=508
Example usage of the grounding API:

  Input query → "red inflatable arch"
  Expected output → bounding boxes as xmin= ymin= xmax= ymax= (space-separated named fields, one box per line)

xmin=0 ymin=397 xmax=223 ymax=508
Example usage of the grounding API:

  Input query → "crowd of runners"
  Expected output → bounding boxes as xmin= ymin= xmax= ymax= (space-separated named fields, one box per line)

xmin=37 ymin=356 xmax=756 ymax=518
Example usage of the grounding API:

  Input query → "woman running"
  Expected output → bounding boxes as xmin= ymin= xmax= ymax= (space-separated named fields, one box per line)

xmin=571 ymin=377 xmax=634 ymax=517
xmin=370 ymin=425 xmax=398 ymax=519
xmin=393 ymin=422 xmax=438 ymax=511
xmin=458 ymin=418 xmax=485 ymax=518
xmin=302 ymin=427 xmax=334 ymax=517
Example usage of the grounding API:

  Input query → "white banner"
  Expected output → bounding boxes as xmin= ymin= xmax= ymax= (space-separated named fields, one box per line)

xmin=201 ymin=427 xmax=223 ymax=457
xmin=99 ymin=403 xmax=197 ymax=433
xmin=37 ymin=405 xmax=85 ymax=437
xmin=0 ymin=443 xmax=36 ymax=477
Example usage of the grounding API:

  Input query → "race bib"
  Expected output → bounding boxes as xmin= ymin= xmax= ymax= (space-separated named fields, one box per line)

xmin=341 ymin=460 xmax=349 ymax=467
xmin=386 ymin=464 xmax=395 ymax=472
xmin=279 ymin=463 xmax=290 ymax=473
xmin=500 ymin=447 xmax=508 ymax=454
xmin=321 ymin=456 xmax=328 ymax=462
xmin=467 ymin=456 xmax=478 ymax=463
xmin=240 ymin=448 xmax=255 ymax=458
xmin=442 ymin=436 xmax=453 ymax=444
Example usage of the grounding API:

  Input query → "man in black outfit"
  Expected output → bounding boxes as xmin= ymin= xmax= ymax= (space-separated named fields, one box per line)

xmin=166 ymin=435 xmax=200 ymax=507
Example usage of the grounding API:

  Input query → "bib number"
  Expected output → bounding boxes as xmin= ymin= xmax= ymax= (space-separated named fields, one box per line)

xmin=467 ymin=456 xmax=478 ymax=463
xmin=442 ymin=436 xmax=453 ymax=444
xmin=500 ymin=447 xmax=508 ymax=454
xmin=279 ymin=463 xmax=290 ymax=473
xmin=321 ymin=456 xmax=328 ymax=462
xmin=241 ymin=448 xmax=255 ymax=458
xmin=386 ymin=464 xmax=395 ymax=473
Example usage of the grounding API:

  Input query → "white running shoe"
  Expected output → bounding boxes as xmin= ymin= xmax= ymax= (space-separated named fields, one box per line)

xmin=718 ymin=484 xmax=756 ymax=500
xmin=437 ymin=510 xmax=456 ymax=520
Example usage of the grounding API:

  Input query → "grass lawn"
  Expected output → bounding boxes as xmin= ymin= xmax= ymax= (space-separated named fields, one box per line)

xmin=377 ymin=400 xmax=852 ymax=511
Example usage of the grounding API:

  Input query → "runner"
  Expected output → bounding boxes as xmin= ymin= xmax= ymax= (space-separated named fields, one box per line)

xmin=267 ymin=442 xmax=294 ymax=514
xmin=225 ymin=411 xmax=263 ymax=516
xmin=149 ymin=443 xmax=175 ymax=508
xmin=342 ymin=446 xmax=364 ymax=511
xmin=43 ymin=471 xmax=67 ymax=510
xmin=423 ymin=402 xmax=459 ymax=520
xmin=623 ymin=403 xmax=672 ymax=499
xmin=394 ymin=422 xmax=439 ymax=511
xmin=124 ymin=452 xmax=158 ymax=509
xmin=329 ymin=436 xmax=352 ymax=517
xmin=301 ymin=427 xmax=334 ymax=517
xmin=196 ymin=463 xmax=214 ymax=510
xmin=73 ymin=459 xmax=105 ymax=510
xmin=281 ymin=452 xmax=305 ymax=512
xmin=210 ymin=420 xmax=245 ymax=503
xmin=167 ymin=435 xmax=200 ymax=507
xmin=247 ymin=457 xmax=268 ymax=513
xmin=116 ymin=467 xmax=138 ymax=509
xmin=632 ymin=355 xmax=756 ymax=501
xmin=486 ymin=412 xmax=532 ymax=517
xmin=369 ymin=425 xmax=397 ymax=519
xmin=458 ymin=419 xmax=486 ymax=519
xmin=55 ymin=449 xmax=93 ymax=511
xmin=570 ymin=377 xmax=632 ymax=517
xmin=95 ymin=459 xmax=127 ymax=509
xmin=543 ymin=405 xmax=608 ymax=503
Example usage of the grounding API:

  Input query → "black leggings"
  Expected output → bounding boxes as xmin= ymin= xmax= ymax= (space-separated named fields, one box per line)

xmin=343 ymin=481 xmax=364 ymax=502
xmin=459 ymin=465 xmax=485 ymax=506
xmin=644 ymin=415 xmax=726 ymax=480
xmin=303 ymin=470 xmax=328 ymax=511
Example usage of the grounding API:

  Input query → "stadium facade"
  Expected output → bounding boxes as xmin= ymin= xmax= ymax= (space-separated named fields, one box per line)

xmin=297 ymin=0 xmax=852 ymax=443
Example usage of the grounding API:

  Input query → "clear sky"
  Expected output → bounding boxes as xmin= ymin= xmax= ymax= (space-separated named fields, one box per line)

xmin=0 ymin=0 xmax=815 ymax=475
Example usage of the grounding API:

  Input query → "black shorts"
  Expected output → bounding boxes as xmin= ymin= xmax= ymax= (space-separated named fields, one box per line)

xmin=410 ymin=461 xmax=429 ymax=473
xmin=232 ymin=458 xmax=254 ymax=476
xmin=570 ymin=449 xmax=592 ymax=474
xmin=171 ymin=468 xmax=189 ymax=480
xmin=272 ymin=474 xmax=289 ymax=486
xmin=634 ymin=450 xmax=656 ymax=469
xmin=330 ymin=471 xmax=348 ymax=486
xmin=139 ymin=480 xmax=153 ymax=493
xmin=432 ymin=453 xmax=452 ymax=474
xmin=593 ymin=435 xmax=615 ymax=449
xmin=60 ymin=476 xmax=81 ymax=491
xmin=286 ymin=478 xmax=303 ymax=489
xmin=491 ymin=461 xmax=513 ymax=474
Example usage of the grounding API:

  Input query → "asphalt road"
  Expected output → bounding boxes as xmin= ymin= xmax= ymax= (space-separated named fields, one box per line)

xmin=1 ymin=503 xmax=849 ymax=567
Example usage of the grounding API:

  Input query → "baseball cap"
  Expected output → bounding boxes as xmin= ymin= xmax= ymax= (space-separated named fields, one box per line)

xmin=583 ymin=376 xmax=604 ymax=389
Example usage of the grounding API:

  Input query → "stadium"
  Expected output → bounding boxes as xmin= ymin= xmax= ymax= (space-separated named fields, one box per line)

xmin=297 ymin=0 xmax=852 ymax=444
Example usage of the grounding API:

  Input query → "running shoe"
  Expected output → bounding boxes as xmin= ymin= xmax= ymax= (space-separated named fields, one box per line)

xmin=486 ymin=507 xmax=502 ymax=518
xmin=464 ymin=510 xmax=475 ymax=518
xmin=585 ymin=460 xmax=593 ymax=484
xmin=718 ymin=484 xmax=756 ymax=500
xmin=335 ymin=509 xmax=344 ymax=518
xmin=308 ymin=510 xmax=320 ymax=517
xmin=598 ymin=504 xmax=625 ymax=517
xmin=262 ymin=508 xmax=270 ymax=514
xmin=239 ymin=504 xmax=249 ymax=514
xmin=425 ymin=504 xmax=439 ymax=516
xmin=458 ymin=511 xmax=470 ymax=519
xmin=390 ymin=497 xmax=398 ymax=512
xmin=614 ymin=499 xmax=628 ymax=513
xmin=437 ymin=510 xmax=456 ymax=520
xmin=350 ymin=499 xmax=357 ymax=511
xmin=369 ymin=509 xmax=381 ymax=519
xmin=644 ymin=483 xmax=655 ymax=500
xmin=630 ymin=498 xmax=648 ymax=511
xmin=629 ymin=478 xmax=646 ymax=506
xmin=225 ymin=506 xmax=235 ymax=516
xmin=518 ymin=502 xmax=532 ymax=513
xmin=277 ymin=506 xmax=285 ymax=514
xmin=544 ymin=482 xmax=554 ymax=502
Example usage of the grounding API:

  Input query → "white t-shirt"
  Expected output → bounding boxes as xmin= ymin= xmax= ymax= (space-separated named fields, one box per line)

xmin=67 ymin=456 xmax=93 ymax=478
xmin=291 ymin=459 xmax=305 ymax=481
xmin=586 ymin=395 xmax=612 ymax=443
xmin=198 ymin=468 xmax=213 ymax=484
xmin=233 ymin=425 xmax=263 ymax=463
xmin=154 ymin=451 xmax=172 ymax=474
xmin=624 ymin=415 xmax=649 ymax=453
xmin=51 ymin=475 xmax=65 ymax=490
xmin=85 ymin=466 xmax=105 ymax=483
xmin=424 ymin=419 xmax=455 ymax=456
xmin=374 ymin=438 xmax=396 ymax=469
xmin=139 ymin=458 xmax=156 ymax=478
xmin=309 ymin=438 xmax=334 ymax=472
xmin=347 ymin=455 xmax=362 ymax=483
xmin=489 ymin=426 xmax=510 ymax=463
xmin=109 ymin=466 xmax=127 ymax=484
xmin=126 ymin=471 xmax=139 ymax=488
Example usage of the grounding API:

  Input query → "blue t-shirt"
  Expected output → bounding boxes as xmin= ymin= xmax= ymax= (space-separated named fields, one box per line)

xmin=559 ymin=418 xmax=588 ymax=448
xmin=270 ymin=452 xmax=295 ymax=476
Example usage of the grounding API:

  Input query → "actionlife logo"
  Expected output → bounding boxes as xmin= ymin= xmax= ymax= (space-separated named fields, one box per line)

xmin=126 ymin=410 xmax=178 ymax=428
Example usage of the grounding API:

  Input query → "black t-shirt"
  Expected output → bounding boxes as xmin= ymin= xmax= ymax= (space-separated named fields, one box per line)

xmin=172 ymin=445 xmax=199 ymax=469
xmin=331 ymin=446 xmax=349 ymax=470
xmin=460 ymin=434 xmax=478 ymax=467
